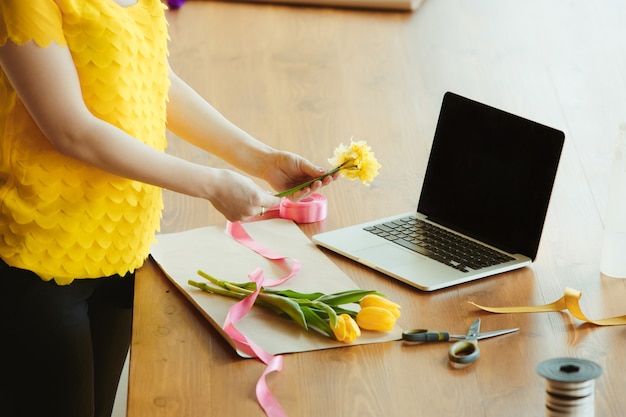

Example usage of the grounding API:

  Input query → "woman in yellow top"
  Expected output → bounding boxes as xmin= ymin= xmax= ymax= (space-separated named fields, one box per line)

xmin=0 ymin=1 xmax=334 ymax=416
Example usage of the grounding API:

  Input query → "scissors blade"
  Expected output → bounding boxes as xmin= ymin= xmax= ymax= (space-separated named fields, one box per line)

xmin=465 ymin=318 xmax=481 ymax=340
xmin=476 ymin=327 xmax=519 ymax=340
xmin=448 ymin=327 xmax=520 ymax=341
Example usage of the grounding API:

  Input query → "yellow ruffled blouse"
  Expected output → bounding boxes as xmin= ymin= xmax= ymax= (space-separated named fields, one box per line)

xmin=0 ymin=0 xmax=170 ymax=284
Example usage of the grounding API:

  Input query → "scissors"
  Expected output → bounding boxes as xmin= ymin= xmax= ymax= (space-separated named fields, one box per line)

xmin=402 ymin=318 xmax=519 ymax=364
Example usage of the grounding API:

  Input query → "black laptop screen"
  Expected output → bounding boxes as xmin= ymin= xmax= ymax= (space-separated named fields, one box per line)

xmin=417 ymin=92 xmax=565 ymax=260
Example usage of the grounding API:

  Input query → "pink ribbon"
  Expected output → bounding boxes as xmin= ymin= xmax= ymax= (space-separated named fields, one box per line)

xmin=221 ymin=195 xmax=327 ymax=416
xmin=225 ymin=222 xmax=301 ymax=286
xmin=222 ymin=267 xmax=288 ymax=417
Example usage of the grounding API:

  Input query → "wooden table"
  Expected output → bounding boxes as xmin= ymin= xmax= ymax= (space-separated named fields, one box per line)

xmin=128 ymin=1 xmax=626 ymax=416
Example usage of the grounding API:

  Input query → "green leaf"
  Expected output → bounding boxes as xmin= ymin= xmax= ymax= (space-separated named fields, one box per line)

xmin=331 ymin=306 xmax=359 ymax=318
xmin=257 ymin=293 xmax=308 ymax=331
xmin=301 ymin=306 xmax=334 ymax=338
xmin=317 ymin=289 xmax=384 ymax=306
xmin=313 ymin=301 xmax=338 ymax=327
xmin=304 ymin=305 xmax=357 ymax=320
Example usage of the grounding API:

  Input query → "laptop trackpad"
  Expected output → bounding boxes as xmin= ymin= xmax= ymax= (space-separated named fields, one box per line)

xmin=354 ymin=244 xmax=426 ymax=269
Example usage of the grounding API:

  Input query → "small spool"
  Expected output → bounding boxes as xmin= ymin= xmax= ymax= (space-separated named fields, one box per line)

xmin=537 ymin=358 xmax=602 ymax=417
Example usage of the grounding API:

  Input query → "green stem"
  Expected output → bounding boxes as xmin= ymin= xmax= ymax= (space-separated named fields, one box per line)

xmin=274 ymin=163 xmax=356 ymax=198
xmin=188 ymin=280 xmax=284 ymax=316
xmin=197 ymin=270 xmax=257 ymax=292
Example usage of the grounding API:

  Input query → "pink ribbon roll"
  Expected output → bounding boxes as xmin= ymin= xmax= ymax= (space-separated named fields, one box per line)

xmin=278 ymin=193 xmax=328 ymax=223
xmin=260 ymin=193 xmax=328 ymax=223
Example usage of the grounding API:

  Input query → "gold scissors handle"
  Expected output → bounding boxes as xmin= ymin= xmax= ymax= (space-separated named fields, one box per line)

xmin=448 ymin=318 xmax=481 ymax=364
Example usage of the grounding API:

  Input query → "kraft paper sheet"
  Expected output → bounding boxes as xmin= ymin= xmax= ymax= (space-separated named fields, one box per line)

xmin=151 ymin=219 xmax=403 ymax=357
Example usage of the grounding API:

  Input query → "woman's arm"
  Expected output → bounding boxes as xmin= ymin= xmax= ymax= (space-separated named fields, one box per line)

xmin=165 ymin=67 xmax=275 ymax=177
xmin=165 ymin=67 xmax=335 ymax=199
xmin=0 ymin=40 xmax=280 ymax=221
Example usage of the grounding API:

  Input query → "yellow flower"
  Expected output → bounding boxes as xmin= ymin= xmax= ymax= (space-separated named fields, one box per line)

xmin=275 ymin=139 xmax=381 ymax=197
xmin=356 ymin=306 xmax=397 ymax=331
xmin=359 ymin=294 xmax=401 ymax=319
xmin=330 ymin=314 xmax=361 ymax=343
xmin=328 ymin=139 xmax=381 ymax=186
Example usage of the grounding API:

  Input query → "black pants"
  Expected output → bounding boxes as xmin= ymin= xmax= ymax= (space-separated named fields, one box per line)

xmin=0 ymin=260 xmax=135 ymax=417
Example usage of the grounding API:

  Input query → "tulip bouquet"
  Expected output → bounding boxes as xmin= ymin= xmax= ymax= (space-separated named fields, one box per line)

xmin=275 ymin=139 xmax=381 ymax=198
xmin=188 ymin=270 xmax=400 ymax=344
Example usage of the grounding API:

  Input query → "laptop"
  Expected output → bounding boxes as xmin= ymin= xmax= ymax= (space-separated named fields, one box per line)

xmin=312 ymin=92 xmax=565 ymax=291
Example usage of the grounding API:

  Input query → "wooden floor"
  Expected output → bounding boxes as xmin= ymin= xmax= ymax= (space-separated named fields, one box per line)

xmin=126 ymin=1 xmax=626 ymax=416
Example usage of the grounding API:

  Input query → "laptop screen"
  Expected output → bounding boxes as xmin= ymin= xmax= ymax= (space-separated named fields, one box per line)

xmin=417 ymin=92 xmax=565 ymax=260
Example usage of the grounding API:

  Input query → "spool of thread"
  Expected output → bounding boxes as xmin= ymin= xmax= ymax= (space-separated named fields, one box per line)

xmin=536 ymin=358 xmax=602 ymax=417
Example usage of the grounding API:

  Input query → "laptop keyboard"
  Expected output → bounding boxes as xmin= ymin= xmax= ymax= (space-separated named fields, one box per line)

xmin=363 ymin=216 xmax=515 ymax=273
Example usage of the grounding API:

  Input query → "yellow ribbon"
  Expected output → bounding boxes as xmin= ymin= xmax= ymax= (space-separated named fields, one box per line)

xmin=469 ymin=287 xmax=626 ymax=326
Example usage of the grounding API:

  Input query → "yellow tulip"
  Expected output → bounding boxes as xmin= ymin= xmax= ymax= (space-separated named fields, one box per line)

xmin=356 ymin=306 xmax=397 ymax=331
xmin=330 ymin=314 xmax=361 ymax=343
xmin=359 ymin=294 xmax=401 ymax=318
